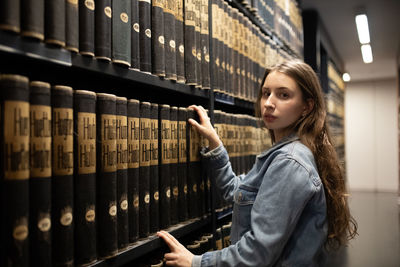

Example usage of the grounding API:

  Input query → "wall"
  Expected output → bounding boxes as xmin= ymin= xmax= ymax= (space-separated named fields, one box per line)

xmin=345 ymin=78 xmax=398 ymax=192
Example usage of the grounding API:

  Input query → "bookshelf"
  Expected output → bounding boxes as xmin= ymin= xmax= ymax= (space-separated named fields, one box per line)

xmin=0 ymin=0 xmax=303 ymax=266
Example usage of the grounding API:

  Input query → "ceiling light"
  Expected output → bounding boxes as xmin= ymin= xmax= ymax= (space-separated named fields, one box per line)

xmin=355 ymin=14 xmax=370 ymax=44
xmin=342 ymin=73 xmax=351 ymax=82
xmin=361 ymin=44 xmax=373 ymax=63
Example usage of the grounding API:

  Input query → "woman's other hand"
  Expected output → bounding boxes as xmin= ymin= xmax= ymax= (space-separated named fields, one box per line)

xmin=157 ymin=230 xmax=194 ymax=267
xmin=188 ymin=105 xmax=221 ymax=150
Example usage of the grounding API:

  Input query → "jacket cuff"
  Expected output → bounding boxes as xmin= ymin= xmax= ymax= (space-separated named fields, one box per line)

xmin=191 ymin=255 xmax=202 ymax=267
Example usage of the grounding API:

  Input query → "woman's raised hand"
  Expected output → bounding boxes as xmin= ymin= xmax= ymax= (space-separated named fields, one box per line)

xmin=188 ymin=105 xmax=222 ymax=150
xmin=157 ymin=231 xmax=194 ymax=267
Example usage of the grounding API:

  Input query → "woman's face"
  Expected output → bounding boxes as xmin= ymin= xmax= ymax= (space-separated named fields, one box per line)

xmin=260 ymin=70 xmax=308 ymax=142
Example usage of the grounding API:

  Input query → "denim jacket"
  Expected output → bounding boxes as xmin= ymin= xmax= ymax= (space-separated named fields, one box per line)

xmin=192 ymin=135 xmax=327 ymax=267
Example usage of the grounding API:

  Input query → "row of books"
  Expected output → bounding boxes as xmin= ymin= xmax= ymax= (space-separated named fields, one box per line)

xmin=0 ymin=0 xmax=297 ymax=103
xmin=239 ymin=0 xmax=303 ymax=57
xmin=0 ymin=72 xmax=270 ymax=266
xmin=0 ymin=73 xmax=211 ymax=266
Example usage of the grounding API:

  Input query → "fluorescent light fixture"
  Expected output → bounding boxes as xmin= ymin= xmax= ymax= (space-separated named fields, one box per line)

xmin=355 ymin=14 xmax=370 ymax=44
xmin=342 ymin=73 xmax=351 ymax=82
xmin=361 ymin=44 xmax=373 ymax=63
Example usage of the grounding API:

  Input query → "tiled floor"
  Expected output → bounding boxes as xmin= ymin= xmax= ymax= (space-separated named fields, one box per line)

xmin=324 ymin=191 xmax=400 ymax=267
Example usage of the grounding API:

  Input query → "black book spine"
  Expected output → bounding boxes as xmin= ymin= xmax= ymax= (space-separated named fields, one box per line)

xmin=0 ymin=74 xmax=30 ymax=267
xmin=194 ymin=0 xmax=202 ymax=88
xmin=238 ymin=12 xmax=245 ymax=99
xmin=127 ymin=99 xmax=140 ymax=243
xmin=65 ymin=0 xmax=79 ymax=52
xmin=139 ymin=102 xmax=151 ymax=238
xmin=177 ymin=108 xmax=188 ymax=222
xmin=200 ymin=0 xmax=210 ymax=89
xmin=95 ymin=0 xmax=112 ymax=61
xmin=212 ymin=110 xmax=224 ymax=211
xmin=232 ymin=8 xmax=239 ymax=98
xmin=227 ymin=5 xmax=233 ymax=96
xmin=21 ymin=0 xmax=44 ymax=40
xmin=151 ymin=0 xmax=165 ymax=76
xmin=29 ymin=81 xmax=52 ymax=266
xmin=149 ymin=103 xmax=159 ymax=233
xmin=164 ymin=0 xmax=177 ymax=80
xmin=211 ymin=0 xmax=219 ymax=91
xmin=175 ymin=0 xmax=185 ymax=83
xmin=184 ymin=0 xmax=197 ymax=85
xmin=96 ymin=93 xmax=118 ymax=258
xmin=187 ymin=109 xmax=199 ymax=218
xmin=244 ymin=18 xmax=250 ymax=100
xmin=79 ymin=0 xmax=95 ymax=56
xmin=220 ymin=1 xmax=227 ymax=94
xmin=116 ymin=97 xmax=129 ymax=251
xmin=169 ymin=106 xmax=179 ymax=225
xmin=131 ymin=0 xmax=140 ymax=70
xmin=112 ymin=0 xmax=132 ymax=67
xmin=139 ymin=0 xmax=152 ymax=73
xmin=0 ymin=0 xmax=20 ymax=33
xmin=73 ymin=90 xmax=97 ymax=266
xmin=217 ymin=0 xmax=224 ymax=93
xmin=51 ymin=85 xmax=74 ymax=266
xmin=45 ymin=0 xmax=65 ymax=47
xmin=159 ymin=104 xmax=171 ymax=229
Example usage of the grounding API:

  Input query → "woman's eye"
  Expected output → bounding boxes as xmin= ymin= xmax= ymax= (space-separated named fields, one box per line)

xmin=279 ymin=93 xmax=289 ymax=99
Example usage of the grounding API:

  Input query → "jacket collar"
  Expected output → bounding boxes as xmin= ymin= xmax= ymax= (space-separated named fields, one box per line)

xmin=257 ymin=133 xmax=300 ymax=159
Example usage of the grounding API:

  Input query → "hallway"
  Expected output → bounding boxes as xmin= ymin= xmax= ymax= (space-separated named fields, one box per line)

xmin=325 ymin=191 xmax=399 ymax=267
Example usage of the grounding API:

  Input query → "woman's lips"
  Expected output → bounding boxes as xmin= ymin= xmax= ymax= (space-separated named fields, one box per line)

xmin=264 ymin=114 xmax=277 ymax=123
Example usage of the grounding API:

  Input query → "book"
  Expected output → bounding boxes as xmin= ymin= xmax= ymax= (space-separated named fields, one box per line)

xmin=232 ymin=8 xmax=239 ymax=98
xmin=149 ymin=103 xmax=159 ymax=233
xmin=200 ymin=0 xmax=210 ymax=89
xmin=127 ymin=99 xmax=140 ymax=243
xmin=184 ymin=0 xmax=197 ymax=85
xmin=175 ymin=0 xmax=185 ymax=83
xmin=177 ymin=107 xmax=188 ymax=222
xmin=164 ymin=0 xmax=177 ymax=80
xmin=169 ymin=106 xmax=179 ymax=225
xmin=79 ymin=0 xmax=95 ymax=56
xmin=51 ymin=85 xmax=74 ymax=266
xmin=217 ymin=0 xmax=224 ymax=92
xmin=194 ymin=0 xmax=202 ymax=88
xmin=95 ymin=0 xmax=112 ymax=61
xmin=187 ymin=108 xmax=200 ymax=218
xmin=0 ymin=0 xmax=20 ymax=33
xmin=29 ymin=81 xmax=52 ymax=266
xmin=139 ymin=0 xmax=152 ymax=73
xmin=131 ymin=0 xmax=141 ymax=70
xmin=238 ymin=12 xmax=245 ymax=99
xmin=65 ymin=0 xmax=79 ymax=52
xmin=73 ymin=90 xmax=97 ymax=266
xmin=0 ymin=74 xmax=30 ymax=267
xmin=21 ymin=0 xmax=44 ymax=40
xmin=45 ymin=0 xmax=66 ymax=47
xmin=139 ymin=101 xmax=151 ymax=238
xmin=112 ymin=0 xmax=132 ymax=67
xmin=151 ymin=0 xmax=165 ymax=76
xmin=211 ymin=0 xmax=219 ymax=91
xmin=159 ymin=104 xmax=171 ymax=229
xmin=96 ymin=93 xmax=118 ymax=258
xmin=116 ymin=97 xmax=129 ymax=251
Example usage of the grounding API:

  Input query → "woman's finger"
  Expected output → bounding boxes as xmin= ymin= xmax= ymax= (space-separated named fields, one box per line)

xmin=164 ymin=252 xmax=177 ymax=260
xmin=159 ymin=231 xmax=181 ymax=246
xmin=157 ymin=231 xmax=178 ymax=251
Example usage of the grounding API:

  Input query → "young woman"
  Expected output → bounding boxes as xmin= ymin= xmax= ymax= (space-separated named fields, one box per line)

xmin=157 ymin=60 xmax=357 ymax=266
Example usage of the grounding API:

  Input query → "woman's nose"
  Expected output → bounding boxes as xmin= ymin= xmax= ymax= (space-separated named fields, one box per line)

xmin=265 ymin=95 xmax=275 ymax=109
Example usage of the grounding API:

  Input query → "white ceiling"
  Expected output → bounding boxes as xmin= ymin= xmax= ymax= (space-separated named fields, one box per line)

xmin=300 ymin=0 xmax=400 ymax=82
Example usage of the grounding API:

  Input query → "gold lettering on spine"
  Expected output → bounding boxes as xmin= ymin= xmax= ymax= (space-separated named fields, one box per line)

xmin=128 ymin=117 xmax=140 ymax=168
xmin=53 ymin=108 xmax=73 ymax=175
xmin=4 ymin=101 xmax=29 ymax=179
xmin=161 ymin=119 xmax=171 ymax=164
xmin=30 ymin=105 xmax=51 ymax=178
xmin=140 ymin=117 xmax=151 ymax=167
xmin=101 ymin=114 xmax=117 ymax=172
xmin=189 ymin=123 xmax=200 ymax=162
xmin=116 ymin=115 xmax=128 ymax=170
xmin=178 ymin=120 xmax=187 ymax=163
xmin=150 ymin=118 xmax=159 ymax=166
xmin=78 ymin=112 xmax=96 ymax=174
xmin=170 ymin=119 xmax=178 ymax=164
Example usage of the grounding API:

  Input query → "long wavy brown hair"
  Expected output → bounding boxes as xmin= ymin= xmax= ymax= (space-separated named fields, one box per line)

xmin=255 ymin=59 xmax=358 ymax=250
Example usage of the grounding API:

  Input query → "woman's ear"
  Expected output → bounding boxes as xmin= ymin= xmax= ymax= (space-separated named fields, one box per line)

xmin=302 ymin=98 xmax=314 ymax=116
